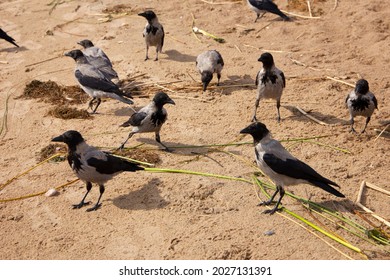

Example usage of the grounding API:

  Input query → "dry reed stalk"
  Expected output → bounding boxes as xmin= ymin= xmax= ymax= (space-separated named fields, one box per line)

xmin=166 ymin=33 xmax=187 ymax=45
xmin=25 ymin=55 xmax=62 ymax=67
xmin=307 ymin=1 xmax=313 ymax=17
xmin=200 ymin=0 xmax=241 ymax=4
xmin=374 ymin=124 xmax=390 ymax=141
xmin=326 ymin=76 xmax=355 ymax=87
xmin=281 ymin=10 xmax=321 ymax=19
xmin=255 ymin=22 xmax=273 ymax=34
xmin=295 ymin=106 xmax=329 ymax=126
xmin=356 ymin=181 xmax=390 ymax=228
xmin=333 ymin=0 xmax=338 ymax=11
xmin=0 ymin=61 xmax=8 ymax=64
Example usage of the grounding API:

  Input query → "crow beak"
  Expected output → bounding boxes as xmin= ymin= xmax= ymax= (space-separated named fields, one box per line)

xmin=257 ymin=57 xmax=263 ymax=62
xmin=240 ymin=127 xmax=251 ymax=135
xmin=52 ymin=135 xmax=65 ymax=142
xmin=76 ymin=41 xmax=82 ymax=46
xmin=167 ymin=99 xmax=175 ymax=105
xmin=64 ymin=51 xmax=71 ymax=57
xmin=138 ymin=12 xmax=146 ymax=18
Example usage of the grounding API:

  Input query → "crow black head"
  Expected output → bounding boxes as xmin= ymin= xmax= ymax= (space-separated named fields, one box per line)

xmin=52 ymin=130 xmax=85 ymax=147
xmin=201 ymin=71 xmax=213 ymax=92
xmin=153 ymin=91 xmax=175 ymax=107
xmin=355 ymin=79 xmax=369 ymax=95
xmin=258 ymin=52 xmax=275 ymax=69
xmin=64 ymin=49 xmax=85 ymax=61
xmin=77 ymin=39 xmax=94 ymax=49
xmin=240 ymin=122 xmax=270 ymax=143
xmin=138 ymin=10 xmax=157 ymax=22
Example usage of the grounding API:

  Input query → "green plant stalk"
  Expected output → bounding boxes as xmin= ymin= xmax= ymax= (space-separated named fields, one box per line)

xmin=302 ymin=140 xmax=351 ymax=154
xmin=256 ymin=176 xmax=390 ymax=245
xmin=112 ymin=155 xmax=155 ymax=167
xmin=307 ymin=205 xmax=379 ymax=245
xmin=144 ymin=167 xmax=252 ymax=184
xmin=283 ymin=207 xmax=362 ymax=253
xmin=254 ymin=176 xmax=368 ymax=233
xmin=253 ymin=176 xmax=362 ymax=253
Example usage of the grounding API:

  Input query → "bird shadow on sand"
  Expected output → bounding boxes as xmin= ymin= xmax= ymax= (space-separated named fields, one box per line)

xmin=111 ymin=178 xmax=169 ymax=210
xmin=112 ymin=105 xmax=143 ymax=117
xmin=0 ymin=46 xmax=27 ymax=53
xmin=217 ymin=74 xmax=256 ymax=95
xmin=127 ymin=137 xmax=213 ymax=156
xmin=164 ymin=49 xmax=197 ymax=62
xmin=302 ymin=198 xmax=358 ymax=215
xmin=283 ymin=105 xmax=349 ymax=125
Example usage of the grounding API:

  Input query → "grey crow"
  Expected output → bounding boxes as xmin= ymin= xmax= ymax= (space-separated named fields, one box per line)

xmin=252 ymin=52 xmax=285 ymax=122
xmin=119 ymin=92 xmax=175 ymax=151
xmin=0 ymin=28 xmax=19 ymax=48
xmin=77 ymin=39 xmax=119 ymax=81
xmin=246 ymin=0 xmax=290 ymax=22
xmin=345 ymin=79 xmax=378 ymax=133
xmin=196 ymin=50 xmax=224 ymax=92
xmin=138 ymin=10 xmax=165 ymax=61
xmin=52 ymin=130 xmax=144 ymax=211
xmin=240 ymin=122 xmax=345 ymax=215
xmin=65 ymin=49 xmax=133 ymax=113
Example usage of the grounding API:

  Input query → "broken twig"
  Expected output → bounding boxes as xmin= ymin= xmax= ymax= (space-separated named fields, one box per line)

xmin=295 ymin=106 xmax=329 ymax=126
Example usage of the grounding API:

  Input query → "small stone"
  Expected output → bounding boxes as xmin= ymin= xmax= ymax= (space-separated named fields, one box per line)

xmin=264 ymin=230 xmax=275 ymax=236
xmin=45 ymin=188 xmax=59 ymax=197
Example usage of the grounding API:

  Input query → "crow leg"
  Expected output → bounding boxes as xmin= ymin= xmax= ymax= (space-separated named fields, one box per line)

xmin=118 ymin=132 xmax=135 ymax=150
xmin=258 ymin=185 xmax=280 ymax=207
xmin=251 ymin=97 xmax=260 ymax=122
xmin=92 ymin=98 xmax=101 ymax=113
xmin=263 ymin=186 xmax=285 ymax=215
xmin=73 ymin=182 xmax=92 ymax=209
xmin=361 ymin=116 xmax=370 ymax=133
xmin=276 ymin=99 xmax=281 ymax=122
xmin=350 ymin=117 xmax=356 ymax=133
xmin=86 ymin=184 xmax=105 ymax=212
xmin=217 ymin=73 xmax=221 ymax=86
xmin=255 ymin=12 xmax=265 ymax=23
xmin=88 ymin=98 xmax=96 ymax=111
xmin=155 ymin=132 xmax=171 ymax=152
xmin=145 ymin=46 xmax=149 ymax=61
xmin=154 ymin=48 xmax=159 ymax=61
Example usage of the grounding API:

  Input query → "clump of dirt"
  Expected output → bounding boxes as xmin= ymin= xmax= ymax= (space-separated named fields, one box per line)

xmin=102 ymin=4 xmax=137 ymax=14
xmin=20 ymin=80 xmax=91 ymax=120
xmin=20 ymin=80 xmax=89 ymax=105
xmin=37 ymin=143 xmax=67 ymax=162
xmin=114 ymin=149 xmax=161 ymax=165
xmin=47 ymin=106 xmax=91 ymax=120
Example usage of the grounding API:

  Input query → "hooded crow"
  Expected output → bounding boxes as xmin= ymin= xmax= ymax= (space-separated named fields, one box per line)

xmin=119 ymin=92 xmax=175 ymax=151
xmin=0 ymin=28 xmax=19 ymax=48
xmin=196 ymin=50 xmax=224 ymax=92
xmin=246 ymin=0 xmax=290 ymax=22
xmin=240 ymin=122 xmax=345 ymax=214
xmin=65 ymin=49 xmax=133 ymax=113
xmin=252 ymin=52 xmax=285 ymax=122
xmin=52 ymin=130 xmax=144 ymax=211
xmin=77 ymin=39 xmax=119 ymax=81
xmin=345 ymin=79 xmax=378 ymax=133
xmin=138 ymin=10 xmax=165 ymax=61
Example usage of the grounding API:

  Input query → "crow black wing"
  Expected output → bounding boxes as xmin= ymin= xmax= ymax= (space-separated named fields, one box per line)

xmin=75 ymin=69 xmax=121 ymax=94
xmin=87 ymin=153 xmax=144 ymax=174
xmin=263 ymin=153 xmax=344 ymax=197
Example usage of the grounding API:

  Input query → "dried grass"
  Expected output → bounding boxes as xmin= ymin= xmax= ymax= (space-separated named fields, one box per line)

xmin=114 ymin=149 xmax=161 ymax=165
